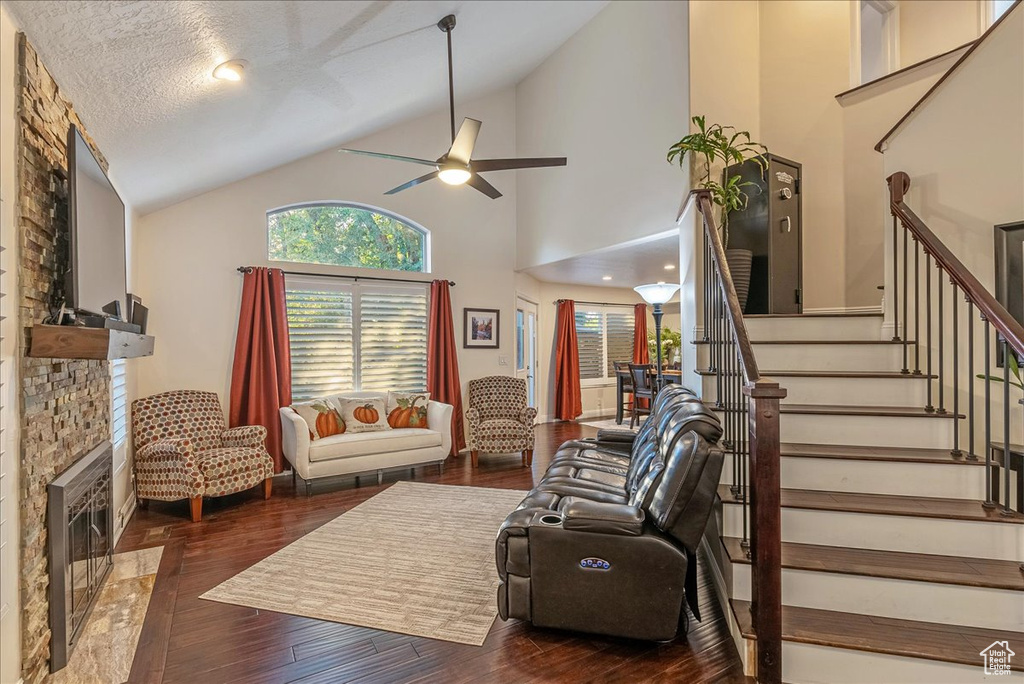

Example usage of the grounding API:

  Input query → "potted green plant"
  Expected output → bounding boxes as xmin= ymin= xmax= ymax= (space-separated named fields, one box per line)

xmin=667 ymin=115 xmax=767 ymax=310
xmin=648 ymin=327 xmax=683 ymax=366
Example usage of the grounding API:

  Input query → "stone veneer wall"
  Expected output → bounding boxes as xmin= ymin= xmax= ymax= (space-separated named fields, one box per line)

xmin=16 ymin=34 xmax=112 ymax=684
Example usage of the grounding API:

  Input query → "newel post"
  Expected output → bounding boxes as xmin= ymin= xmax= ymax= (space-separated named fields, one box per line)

xmin=745 ymin=377 xmax=787 ymax=684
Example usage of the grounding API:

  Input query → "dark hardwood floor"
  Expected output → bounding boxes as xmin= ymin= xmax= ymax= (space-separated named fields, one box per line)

xmin=119 ymin=420 xmax=747 ymax=684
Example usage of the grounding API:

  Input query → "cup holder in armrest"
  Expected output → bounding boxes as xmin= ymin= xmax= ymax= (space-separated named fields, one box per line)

xmin=539 ymin=514 xmax=562 ymax=525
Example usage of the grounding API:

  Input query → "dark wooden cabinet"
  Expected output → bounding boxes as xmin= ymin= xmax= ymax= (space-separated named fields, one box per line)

xmin=726 ymin=154 xmax=803 ymax=315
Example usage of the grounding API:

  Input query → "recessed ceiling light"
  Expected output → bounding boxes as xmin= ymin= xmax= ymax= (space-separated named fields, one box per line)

xmin=664 ymin=264 xmax=676 ymax=270
xmin=213 ymin=60 xmax=246 ymax=82
xmin=602 ymin=275 xmax=612 ymax=281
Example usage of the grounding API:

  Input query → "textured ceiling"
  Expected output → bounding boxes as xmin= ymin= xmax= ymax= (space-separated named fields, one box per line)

xmin=523 ymin=230 xmax=681 ymax=291
xmin=7 ymin=0 xmax=606 ymax=213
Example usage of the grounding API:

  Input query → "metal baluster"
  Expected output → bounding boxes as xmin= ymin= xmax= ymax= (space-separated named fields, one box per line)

xmin=714 ymin=270 xmax=722 ymax=404
xmin=937 ymin=264 xmax=946 ymax=413
xmin=925 ymin=252 xmax=934 ymax=412
xmin=703 ymin=234 xmax=710 ymax=342
xmin=914 ymin=238 xmax=921 ymax=374
xmin=983 ymin=320 xmax=995 ymax=508
xmin=951 ymin=283 xmax=961 ymax=456
xmin=739 ymin=340 xmax=748 ymax=548
xmin=892 ymin=213 xmax=900 ymax=341
xmin=902 ymin=223 xmax=909 ymax=372
xmin=967 ymin=300 xmax=977 ymax=460
xmin=1001 ymin=339 xmax=1012 ymax=516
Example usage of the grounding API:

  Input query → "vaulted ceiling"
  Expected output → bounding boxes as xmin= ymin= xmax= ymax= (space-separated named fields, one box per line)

xmin=7 ymin=0 xmax=606 ymax=213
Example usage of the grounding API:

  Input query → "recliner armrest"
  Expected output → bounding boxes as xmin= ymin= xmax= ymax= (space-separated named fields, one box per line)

xmin=594 ymin=428 xmax=637 ymax=444
xmin=560 ymin=499 xmax=644 ymax=536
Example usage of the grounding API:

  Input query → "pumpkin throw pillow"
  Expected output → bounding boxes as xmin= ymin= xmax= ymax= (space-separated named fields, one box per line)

xmin=337 ymin=397 xmax=390 ymax=433
xmin=386 ymin=391 xmax=430 ymax=429
xmin=290 ymin=399 xmax=346 ymax=440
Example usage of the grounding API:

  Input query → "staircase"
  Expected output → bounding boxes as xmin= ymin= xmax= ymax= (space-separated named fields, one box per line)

xmin=698 ymin=312 xmax=1024 ymax=683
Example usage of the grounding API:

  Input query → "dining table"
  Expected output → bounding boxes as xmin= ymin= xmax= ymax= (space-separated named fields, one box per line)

xmin=614 ymin=368 xmax=683 ymax=425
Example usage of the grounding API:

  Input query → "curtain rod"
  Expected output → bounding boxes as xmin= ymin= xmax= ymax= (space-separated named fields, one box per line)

xmin=237 ymin=266 xmax=454 ymax=287
xmin=554 ymin=299 xmax=639 ymax=307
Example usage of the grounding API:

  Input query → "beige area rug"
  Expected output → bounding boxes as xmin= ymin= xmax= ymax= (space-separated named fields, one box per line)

xmin=580 ymin=417 xmax=642 ymax=432
xmin=201 ymin=481 xmax=527 ymax=646
xmin=50 ymin=546 xmax=163 ymax=684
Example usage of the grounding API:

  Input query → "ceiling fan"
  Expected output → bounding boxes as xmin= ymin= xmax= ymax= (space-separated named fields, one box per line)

xmin=340 ymin=14 xmax=566 ymax=199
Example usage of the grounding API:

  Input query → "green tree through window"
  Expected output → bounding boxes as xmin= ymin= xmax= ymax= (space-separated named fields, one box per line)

xmin=268 ymin=203 xmax=427 ymax=271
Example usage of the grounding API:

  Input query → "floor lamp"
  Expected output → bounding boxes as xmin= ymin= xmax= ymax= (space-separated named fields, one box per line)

xmin=634 ymin=282 xmax=681 ymax=389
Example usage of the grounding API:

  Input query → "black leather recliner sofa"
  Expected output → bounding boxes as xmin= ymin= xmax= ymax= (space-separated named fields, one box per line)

xmin=495 ymin=384 xmax=724 ymax=641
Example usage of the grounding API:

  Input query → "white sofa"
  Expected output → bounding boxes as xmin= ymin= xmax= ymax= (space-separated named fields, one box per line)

xmin=280 ymin=391 xmax=454 ymax=495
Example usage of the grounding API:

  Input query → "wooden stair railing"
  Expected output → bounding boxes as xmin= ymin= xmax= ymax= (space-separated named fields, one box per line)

xmin=687 ymin=189 xmax=787 ymax=683
xmin=887 ymin=171 xmax=1024 ymax=514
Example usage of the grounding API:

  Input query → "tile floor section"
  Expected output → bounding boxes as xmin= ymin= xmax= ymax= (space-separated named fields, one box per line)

xmin=50 ymin=546 xmax=163 ymax=684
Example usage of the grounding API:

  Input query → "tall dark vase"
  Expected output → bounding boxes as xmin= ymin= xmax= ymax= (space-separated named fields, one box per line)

xmin=726 ymin=248 xmax=754 ymax=313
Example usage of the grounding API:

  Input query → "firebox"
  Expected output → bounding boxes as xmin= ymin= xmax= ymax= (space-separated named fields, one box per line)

xmin=47 ymin=441 xmax=113 ymax=672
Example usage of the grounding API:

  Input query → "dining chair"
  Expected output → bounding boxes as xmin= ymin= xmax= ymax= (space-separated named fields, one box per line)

xmin=613 ymin=361 xmax=634 ymax=425
xmin=627 ymin=363 xmax=655 ymax=429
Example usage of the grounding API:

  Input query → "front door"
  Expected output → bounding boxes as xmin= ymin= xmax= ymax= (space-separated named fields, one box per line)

xmin=515 ymin=297 xmax=538 ymax=406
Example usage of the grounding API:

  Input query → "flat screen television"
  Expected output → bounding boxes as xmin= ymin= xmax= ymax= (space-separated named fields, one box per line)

xmin=66 ymin=124 xmax=126 ymax=317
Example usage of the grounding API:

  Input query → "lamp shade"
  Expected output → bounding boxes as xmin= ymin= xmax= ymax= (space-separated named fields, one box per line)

xmin=634 ymin=282 xmax=680 ymax=305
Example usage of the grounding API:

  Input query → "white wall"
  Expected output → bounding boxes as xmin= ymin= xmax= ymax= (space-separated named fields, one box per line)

xmin=689 ymin=0 xmax=761 ymax=142
xmin=882 ymin=3 xmax=1024 ymax=454
xmin=136 ymin=89 xmax=520 ymax=446
xmin=515 ymin=1 xmax=690 ymax=270
xmin=899 ymin=0 xmax=984 ymax=67
xmin=838 ymin=46 xmax=962 ymax=308
xmin=0 ymin=5 xmax=20 ymax=681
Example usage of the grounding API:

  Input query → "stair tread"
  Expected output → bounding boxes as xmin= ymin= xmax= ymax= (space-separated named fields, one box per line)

xmin=696 ymin=369 xmax=936 ymax=379
xmin=780 ymin=442 xmax=984 ymax=465
xmin=718 ymin=485 xmax=1024 ymax=524
xmin=694 ymin=339 xmax=912 ymax=345
xmin=729 ymin=599 xmax=1024 ymax=670
xmin=711 ymin=403 xmax=964 ymax=419
xmin=721 ymin=537 xmax=1024 ymax=590
xmin=744 ymin=312 xmax=883 ymax=319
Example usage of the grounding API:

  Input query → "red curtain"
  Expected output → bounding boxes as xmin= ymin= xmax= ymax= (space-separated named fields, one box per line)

xmin=633 ymin=303 xmax=650 ymax=364
xmin=632 ymin=303 xmax=650 ymax=409
xmin=554 ymin=300 xmax=583 ymax=421
xmin=230 ymin=267 xmax=292 ymax=472
xmin=427 ymin=280 xmax=465 ymax=455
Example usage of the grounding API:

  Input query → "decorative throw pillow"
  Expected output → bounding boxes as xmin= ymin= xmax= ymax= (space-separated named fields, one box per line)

xmin=337 ymin=397 xmax=390 ymax=433
xmin=290 ymin=399 xmax=346 ymax=441
xmin=386 ymin=391 xmax=430 ymax=429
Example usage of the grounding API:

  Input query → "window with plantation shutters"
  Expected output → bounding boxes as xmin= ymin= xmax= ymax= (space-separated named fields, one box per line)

xmin=574 ymin=305 xmax=635 ymax=385
xmin=110 ymin=359 xmax=128 ymax=447
xmin=286 ymin=276 xmax=427 ymax=400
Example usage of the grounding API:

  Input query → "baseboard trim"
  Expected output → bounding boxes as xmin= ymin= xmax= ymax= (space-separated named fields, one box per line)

xmin=802 ymin=305 xmax=883 ymax=315
xmin=540 ymin=407 xmax=614 ymax=425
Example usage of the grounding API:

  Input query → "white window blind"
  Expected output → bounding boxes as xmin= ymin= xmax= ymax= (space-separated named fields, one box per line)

xmin=286 ymin=277 xmax=427 ymax=400
xmin=575 ymin=305 xmax=635 ymax=384
xmin=110 ymin=359 xmax=128 ymax=447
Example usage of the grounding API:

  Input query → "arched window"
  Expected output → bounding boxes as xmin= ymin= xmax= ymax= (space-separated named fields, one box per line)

xmin=267 ymin=202 xmax=429 ymax=272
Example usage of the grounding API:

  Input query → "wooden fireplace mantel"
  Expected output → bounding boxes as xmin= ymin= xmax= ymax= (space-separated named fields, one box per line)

xmin=29 ymin=324 xmax=155 ymax=360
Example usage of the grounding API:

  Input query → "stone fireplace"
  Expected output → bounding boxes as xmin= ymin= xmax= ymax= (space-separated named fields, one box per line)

xmin=16 ymin=35 xmax=113 ymax=683
xmin=46 ymin=442 xmax=113 ymax=672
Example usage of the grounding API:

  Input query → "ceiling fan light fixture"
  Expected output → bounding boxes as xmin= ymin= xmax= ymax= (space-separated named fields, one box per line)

xmin=438 ymin=166 xmax=471 ymax=185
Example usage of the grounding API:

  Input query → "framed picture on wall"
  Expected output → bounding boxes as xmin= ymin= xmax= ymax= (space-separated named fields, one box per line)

xmin=463 ymin=308 xmax=500 ymax=348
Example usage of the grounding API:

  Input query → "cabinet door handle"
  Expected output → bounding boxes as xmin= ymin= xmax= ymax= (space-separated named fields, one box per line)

xmin=781 ymin=216 xmax=791 ymax=233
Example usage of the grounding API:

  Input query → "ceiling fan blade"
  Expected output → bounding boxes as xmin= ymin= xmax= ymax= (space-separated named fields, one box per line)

xmin=341 ymin=148 xmax=438 ymax=167
xmin=470 ymin=157 xmax=567 ymax=172
xmin=466 ymin=173 xmax=502 ymax=199
xmin=446 ymin=118 xmax=481 ymax=165
xmin=384 ymin=171 xmax=439 ymax=195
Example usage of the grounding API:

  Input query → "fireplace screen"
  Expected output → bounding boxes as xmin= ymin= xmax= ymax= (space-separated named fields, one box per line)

xmin=47 ymin=441 xmax=113 ymax=672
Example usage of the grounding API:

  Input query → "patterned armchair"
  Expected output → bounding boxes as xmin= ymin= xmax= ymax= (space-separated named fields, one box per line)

xmin=132 ymin=390 xmax=274 ymax=522
xmin=466 ymin=376 xmax=537 ymax=468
